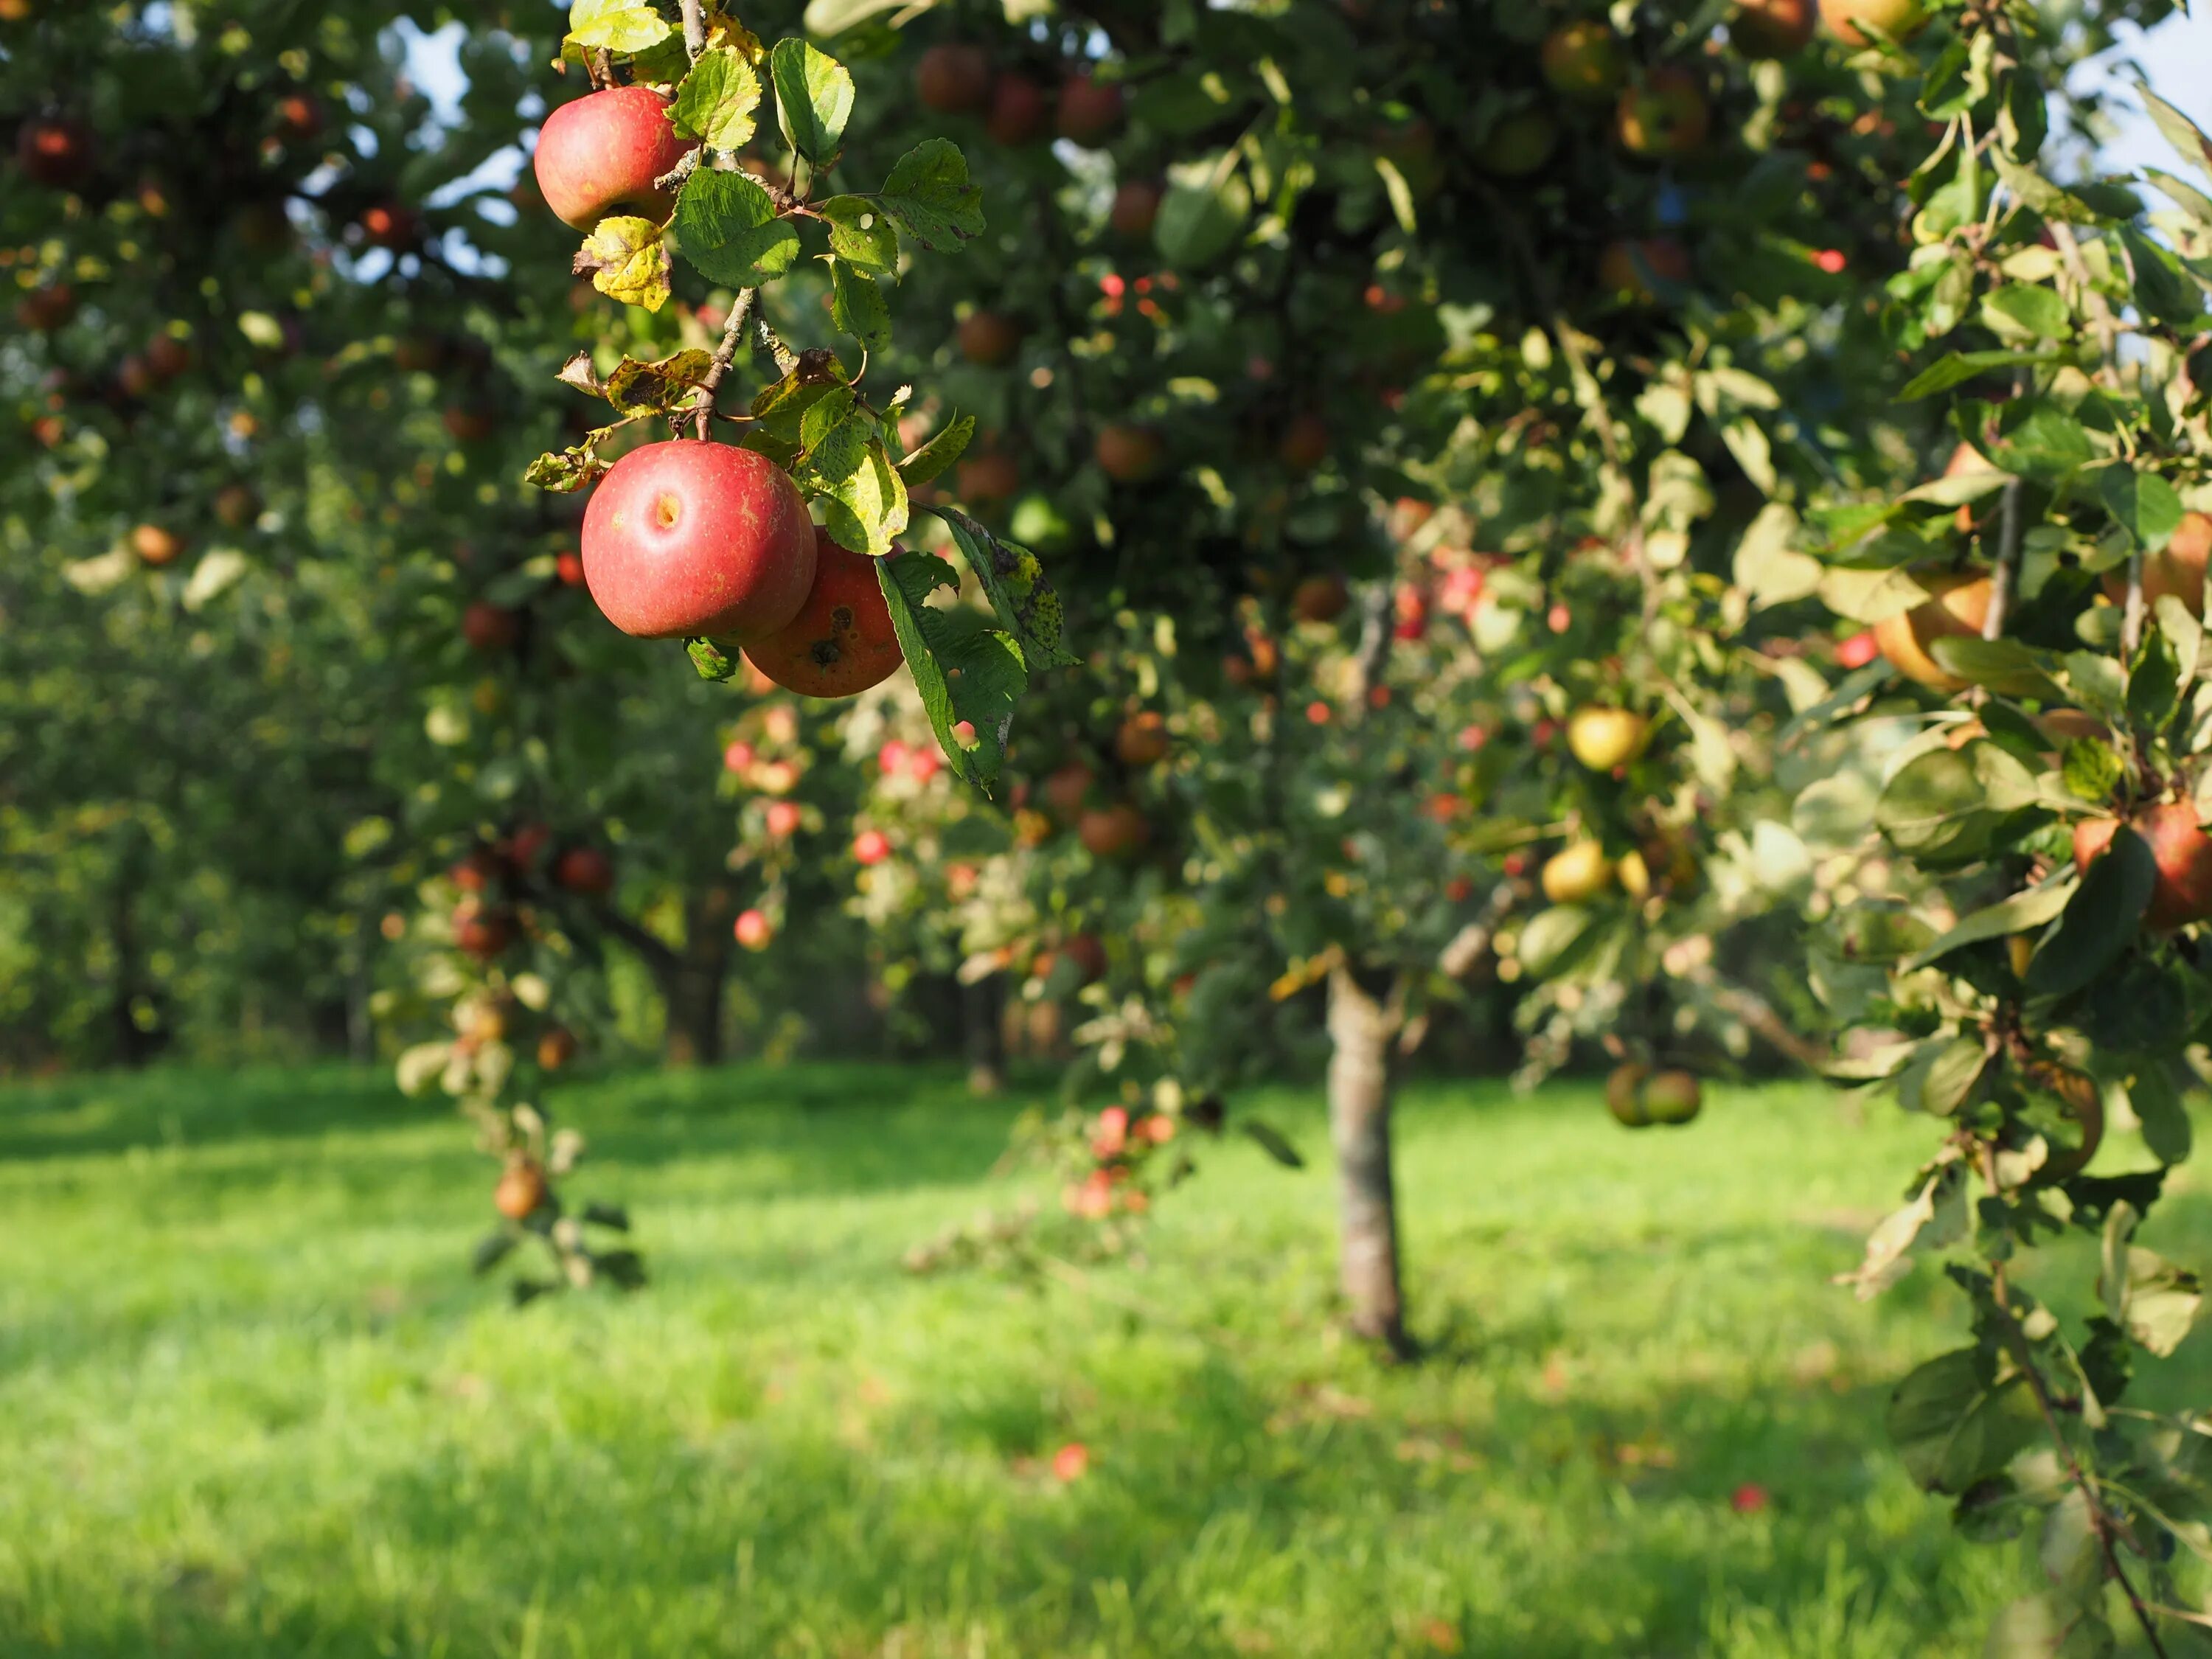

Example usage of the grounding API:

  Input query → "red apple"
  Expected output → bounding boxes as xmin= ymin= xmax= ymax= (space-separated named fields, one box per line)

xmin=14 ymin=284 xmax=74 ymax=332
xmin=555 ymin=845 xmax=616 ymax=897
xmin=358 ymin=201 xmax=417 ymax=248
xmin=1116 ymin=711 xmax=1169 ymax=766
xmin=1616 ymin=69 xmax=1710 ymax=159
xmin=2101 ymin=511 xmax=2212 ymax=616
xmin=2076 ymin=804 xmax=2212 ymax=931
xmin=275 ymin=92 xmax=324 ymax=141
xmin=958 ymin=310 xmax=1024 ymax=366
xmin=579 ymin=440 xmax=816 ymax=641
xmin=1079 ymin=802 xmax=1150 ymax=858
xmin=1293 ymin=574 xmax=1350 ymax=622
xmin=16 ymin=114 xmax=92 ymax=187
xmin=145 ymin=334 xmax=192 ymax=380
xmin=957 ymin=450 xmax=1021 ymax=503
xmin=1279 ymin=414 xmax=1330 ymax=473
xmin=1057 ymin=72 xmax=1124 ymax=146
xmin=986 ymin=74 xmax=1049 ymax=146
xmin=1109 ymin=179 xmax=1162 ymax=238
xmin=131 ymin=524 xmax=182 ymax=567
xmin=734 ymin=908 xmax=774 ymax=950
xmin=742 ymin=529 xmax=904 ymax=699
xmin=532 ymin=87 xmax=694 ymax=232
xmin=916 ymin=44 xmax=992 ymax=114
xmin=853 ymin=829 xmax=892 ymax=866
xmin=462 ymin=602 xmax=518 ymax=653
xmin=1094 ymin=424 xmax=1164 ymax=483
xmin=1731 ymin=0 xmax=1818 ymax=59
xmin=555 ymin=552 xmax=587 ymax=587
xmin=764 ymin=800 xmax=801 ymax=838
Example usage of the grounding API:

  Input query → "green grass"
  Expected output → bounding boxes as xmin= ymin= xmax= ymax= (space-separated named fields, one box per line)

xmin=1 ymin=1063 xmax=2205 ymax=1658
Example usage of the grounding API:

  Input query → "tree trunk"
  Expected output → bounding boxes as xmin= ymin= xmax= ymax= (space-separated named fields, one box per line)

xmin=963 ymin=971 xmax=1006 ymax=1095
xmin=1326 ymin=961 xmax=1411 ymax=1357
xmin=657 ymin=959 xmax=726 ymax=1066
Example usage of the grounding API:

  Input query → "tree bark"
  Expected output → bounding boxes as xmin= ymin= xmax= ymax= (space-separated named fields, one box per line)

xmin=962 ymin=971 xmax=1006 ymax=1095
xmin=658 ymin=959 xmax=726 ymax=1066
xmin=1326 ymin=961 xmax=1411 ymax=1357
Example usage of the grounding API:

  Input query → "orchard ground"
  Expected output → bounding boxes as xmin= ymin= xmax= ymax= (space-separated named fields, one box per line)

xmin=1 ymin=1065 xmax=2203 ymax=1658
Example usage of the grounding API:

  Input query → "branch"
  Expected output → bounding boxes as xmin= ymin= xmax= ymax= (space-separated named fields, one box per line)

xmin=1346 ymin=582 xmax=1392 ymax=720
xmin=678 ymin=0 xmax=705 ymax=61
xmin=1982 ymin=374 xmax=2028 ymax=641
xmin=584 ymin=900 xmax=678 ymax=973
xmin=690 ymin=288 xmax=756 ymax=439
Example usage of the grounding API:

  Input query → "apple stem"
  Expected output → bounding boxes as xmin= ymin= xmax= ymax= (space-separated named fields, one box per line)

xmin=690 ymin=288 xmax=757 ymax=439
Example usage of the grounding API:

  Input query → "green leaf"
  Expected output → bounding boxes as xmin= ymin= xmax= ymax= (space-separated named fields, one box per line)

xmin=566 ymin=0 xmax=673 ymax=54
xmin=875 ymin=140 xmax=984 ymax=253
xmin=877 ymin=550 xmax=1027 ymax=789
xmin=1155 ymin=168 xmax=1251 ymax=266
xmin=1898 ymin=349 xmax=2058 ymax=402
xmin=2128 ymin=1066 xmax=2193 ymax=1167
xmin=2145 ymin=88 xmax=2212 ymax=184
xmin=524 ymin=441 xmax=611 ymax=493
xmin=1926 ymin=637 xmax=2063 ymax=700
xmin=804 ymin=428 xmax=908 ymax=557
xmin=769 ymin=37 xmax=854 ymax=163
xmin=1900 ymin=872 xmax=2079 ymax=973
xmin=826 ymin=258 xmax=889 ymax=349
xmin=933 ymin=506 xmax=1076 ymax=670
xmin=1896 ymin=1035 xmax=1990 ymax=1118
xmin=1240 ymin=1119 xmax=1307 ymax=1169
xmin=669 ymin=47 xmax=762 ymax=151
xmin=818 ymin=195 xmax=899 ymax=276
xmin=672 ymin=168 xmax=800 ymax=290
xmin=1980 ymin=284 xmax=2070 ymax=341
xmin=2024 ymin=827 xmax=2155 ymax=999
xmin=571 ymin=215 xmax=670 ymax=311
xmin=2101 ymin=465 xmax=2187 ymax=553
xmin=2060 ymin=737 xmax=2124 ymax=804
xmin=897 ymin=413 xmax=973 ymax=488
xmin=2158 ymin=593 xmax=2204 ymax=688
xmin=799 ymin=384 xmax=858 ymax=454
xmin=1992 ymin=402 xmax=2096 ymax=478
xmin=687 ymin=637 xmax=740 ymax=682
xmin=2121 ymin=1247 xmax=2204 ymax=1357
xmin=2122 ymin=225 xmax=2206 ymax=329
xmin=1888 ymin=1348 xmax=2039 ymax=1495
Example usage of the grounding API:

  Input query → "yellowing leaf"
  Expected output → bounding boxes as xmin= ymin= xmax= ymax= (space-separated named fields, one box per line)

xmin=572 ymin=215 xmax=670 ymax=312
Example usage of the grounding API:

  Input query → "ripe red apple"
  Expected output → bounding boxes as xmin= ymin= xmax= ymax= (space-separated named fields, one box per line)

xmin=1116 ymin=711 xmax=1169 ymax=766
xmin=1293 ymin=574 xmax=1350 ymax=622
xmin=580 ymin=440 xmax=815 ymax=641
xmin=1873 ymin=571 xmax=1992 ymax=691
xmin=16 ymin=114 xmax=91 ymax=187
xmin=1094 ymin=424 xmax=1164 ymax=483
xmin=538 ymin=1027 xmax=580 ymax=1071
xmin=1836 ymin=630 xmax=1880 ymax=669
xmin=554 ymin=552 xmax=586 ymax=587
xmin=1279 ymin=414 xmax=1330 ymax=473
xmin=2101 ymin=510 xmax=2212 ymax=616
xmin=145 ymin=334 xmax=191 ymax=380
xmin=275 ymin=92 xmax=324 ymax=141
xmin=358 ymin=201 xmax=417 ymax=248
xmin=1057 ymin=72 xmax=1124 ymax=146
xmin=916 ymin=44 xmax=992 ymax=114
xmin=1598 ymin=237 xmax=1691 ymax=305
xmin=443 ymin=403 xmax=497 ymax=443
xmin=1079 ymin=802 xmax=1150 ymax=859
xmin=2076 ymin=804 xmax=2212 ymax=931
xmin=986 ymin=73 xmax=1049 ymax=146
xmin=1616 ymin=69 xmax=1710 ymax=159
xmin=504 ymin=824 xmax=552 ymax=873
xmin=495 ymin=1159 xmax=546 ymax=1221
xmin=742 ymin=529 xmax=903 ymax=698
xmin=763 ymin=800 xmax=802 ymax=839
xmin=957 ymin=310 xmax=1023 ymax=367
xmin=131 ymin=524 xmax=182 ymax=566
xmin=957 ymin=450 xmax=1021 ymax=504
xmin=1110 ymin=178 xmax=1162 ymax=238
xmin=734 ymin=908 xmax=774 ymax=950
xmin=454 ymin=904 xmax=515 ymax=961
xmin=1824 ymin=0 xmax=1929 ymax=46
xmin=462 ymin=601 xmax=518 ymax=653
xmin=1044 ymin=762 xmax=1095 ymax=821
xmin=1473 ymin=108 xmax=1558 ymax=178
xmin=853 ymin=829 xmax=892 ymax=866
xmin=1540 ymin=21 xmax=1625 ymax=100
xmin=532 ymin=86 xmax=693 ymax=232
xmin=1731 ymin=0 xmax=1818 ymax=58
xmin=15 ymin=284 xmax=74 ymax=331
xmin=555 ymin=845 xmax=616 ymax=897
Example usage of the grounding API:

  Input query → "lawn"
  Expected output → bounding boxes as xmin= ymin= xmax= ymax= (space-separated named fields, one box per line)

xmin=1 ymin=1062 xmax=2205 ymax=1658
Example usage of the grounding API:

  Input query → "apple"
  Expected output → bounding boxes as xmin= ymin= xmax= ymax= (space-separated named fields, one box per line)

xmin=1094 ymin=424 xmax=1164 ymax=483
xmin=579 ymin=440 xmax=815 ymax=641
xmin=1540 ymin=21 xmax=1625 ymax=101
xmin=462 ymin=600 xmax=518 ymax=653
xmin=358 ymin=201 xmax=417 ymax=249
xmin=723 ymin=739 xmax=756 ymax=773
xmin=2101 ymin=510 xmax=2212 ymax=616
xmin=504 ymin=823 xmax=552 ymax=873
xmin=1540 ymin=840 xmax=1614 ymax=904
xmin=1567 ymin=706 xmax=1651 ymax=771
xmin=1044 ymin=762 xmax=1096 ymax=821
xmin=555 ymin=552 xmax=587 ymax=587
xmin=1079 ymin=802 xmax=1150 ymax=858
xmin=742 ymin=529 xmax=903 ymax=699
xmin=1292 ymin=574 xmax=1350 ymax=623
xmin=131 ymin=524 xmax=183 ymax=566
xmin=1616 ymin=69 xmax=1710 ymax=159
xmin=1057 ymin=72 xmax=1124 ymax=146
xmin=275 ymin=92 xmax=324 ymax=141
xmin=16 ymin=114 xmax=91 ymax=187
xmin=1110 ymin=178 xmax=1162 ymax=238
xmin=454 ymin=905 xmax=515 ymax=961
xmin=1823 ymin=0 xmax=1929 ymax=46
xmin=450 ymin=848 xmax=503 ymax=892
xmin=1473 ymin=108 xmax=1558 ymax=178
xmin=1279 ymin=414 xmax=1330 ymax=473
xmin=957 ymin=450 xmax=1021 ymax=503
xmin=1606 ymin=1063 xmax=1652 ymax=1127
xmin=1598 ymin=237 xmax=1691 ymax=305
xmin=1731 ymin=0 xmax=1818 ymax=58
xmin=1872 ymin=570 xmax=1992 ymax=691
xmin=1943 ymin=441 xmax=2000 ymax=533
xmin=15 ymin=284 xmax=74 ymax=331
xmin=443 ymin=403 xmax=497 ymax=443
xmin=1064 ymin=933 xmax=1109 ymax=983
xmin=1116 ymin=710 xmax=1169 ymax=766
xmin=1644 ymin=1070 xmax=1703 ymax=1125
xmin=555 ymin=845 xmax=616 ymax=897
xmin=495 ymin=1158 xmax=547 ymax=1221
xmin=537 ymin=1027 xmax=579 ymax=1071
xmin=532 ymin=86 xmax=694 ymax=232
xmin=916 ymin=44 xmax=991 ymax=114
xmin=958 ymin=310 xmax=1024 ymax=367
xmin=145 ymin=334 xmax=192 ymax=380
xmin=986 ymin=73 xmax=1049 ymax=146
xmin=852 ymin=829 xmax=894 ymax=868
xmin=2075 ymin=804 xmax=2212 ymax=931
xmin=734 ymin=908 xmax=774 ymax=950
xmin=1836 ymin=630 xmax=1879 ymax=669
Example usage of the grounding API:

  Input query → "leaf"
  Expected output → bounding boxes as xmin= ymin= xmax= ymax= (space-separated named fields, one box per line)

xmin=897 ymin=412 xmax=973 ymax=487
xmin=688 ymin=637 xmax=740 ymax=682
xmin=769 ymin=38 xmax=854 ymax=163
xmin=601 ymin=348 xmax=714 ymax=416
xmin=1240 ymin=1119 xmax=1306 ymax=1169
xmin=805 ymin=428 xmax=908 ymax=557
xmin=1834 ymin=1164 xmax=1968 ymax=1299
xmin=1732 ymin=503 xmax=1823 ymax=608
xmin=2129 ymin=1065 xmax=2193 ymax=1168
xmin=818 ymin=195 xmax=899 ymax=276
xmin=877 ymin=549 xmax=1028 ymax=789
xmin=1897 ymin=1036 xmax=1989 ymax=1118
xmin=2145 ymin=88 xmax=2212 ymax=182
xmin=572 ymin=215 xmax=669 ymax=311
xmin=524 ymin=435 xmax=615 ymax=493
xmin=1901 ymin=872 xmax=2079 ymax=973
xmin=803 ymin=0 xmax=908 ymax=31
xmin=1155 ymin=168 xmax=1251 ymax=266
xmin=672 ymin=169 xmax=799 ymax=290
xmin=1926 ymin=637 xmax=2064 ymax=700
xmin=827 ymin=257 xmax=889 ymax=348
xmin=1980 ymin=284 xmax=2070 ymax=341
xmin=1899 ymin=349 xmax=2057 ymax=401
xmin=932 ymin=506 xmax=1076 ymax=669
xmin=876 ymin=139 xmax=984 ymax=253
xmin=2118 ymin=1246 xmax=2203 ymax=1357
xmin=2060 ymin=737 xmax=2124 ymax=803
xmin=471 ymin=1229 xmax=520 ymax=1275
xmin=2101 ymin=465 xmax=2186 ymax=553
xmin=1888 ymin=1348 xmax=2039 ymax=1495
xmin=566 ymin=0 xmax=672 ymax=54
xmin=2023 ymin=828 xmax=2155 ymax=999
xmin=669 ymin=47 xmax=762 ymax=151
xmin=2159 ymin=594 xmax=2204 ymax=689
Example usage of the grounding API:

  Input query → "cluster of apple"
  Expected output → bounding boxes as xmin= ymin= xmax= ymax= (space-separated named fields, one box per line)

xmin=1603 ymin=1062 xmax=1705 ymax=1129
xmin=1062 ymin=1102 xmax=1180 ymax=1222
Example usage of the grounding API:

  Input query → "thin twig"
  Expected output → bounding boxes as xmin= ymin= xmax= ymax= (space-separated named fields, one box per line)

xmin=678 ymin=0 xmax=705 ymax=61
xmin=1983 ymin=373 xmax=2028 ymax=641
xmin=690 ymin=288 xmax=756 ymax=439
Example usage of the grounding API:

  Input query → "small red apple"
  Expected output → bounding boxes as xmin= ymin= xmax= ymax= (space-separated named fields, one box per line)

xmin=1293 ymin=574 xmax=1350 ymax=622
xmin=764 ymin=800 xmax=802 ymax=838
xmin=957 ymin=310 xmax=1024 ymax=367
xmin=16 ymin=114 xmax=92 ymax=187
xmin=1109 ymin=178 xmax=1161 ymax=238
xmin=1836 ymin=630 xmax=1881 ymax=669
xmin=2076 ymin=804 xmax=2212 ymax=931
xmin=986 ymin=73 xmax=1048 ymax=146
xmin=462 ymin=601 xmax=518 ymax=653
xmin=131 ymin=524 xmax=183 ymax=566
xmin=1094 ymin=423 xmax=1164 ymax=483
xmin=957 ymin=450 xmax=1021 ymax=503
xmin=15 ymin=284 xmax=74 ymax=332
xmin=853 ymin=829 xmax=892 ymax=866
xmin=1279 ymin=414 xmax=1330 ymax=473
xmin=734 ymin=908 xmax=774 ymax=950
xmin=916 ymin=44 xmax=992 ymax=114
xmin=554 ymin=552 xmax=586 ymax=587
xmin=742 ymin=529 xmax=904 ymax=699
xmin=1057 ymin=72 xmax=1124 ymax=146
xmin=580 ymin=440 xmax=816 ymax=641
xmin=358 ymin=201 xmax=417 ymax=248
xmin=1731 ymin=0 xmax=1818 ymax=58
xmin=554 ymin=845 xmax=616 ymax=897
xmin=275 ymin=92 xmax=325 ymax=141
xmin=532 ymin=86 xmax=694 ymax=232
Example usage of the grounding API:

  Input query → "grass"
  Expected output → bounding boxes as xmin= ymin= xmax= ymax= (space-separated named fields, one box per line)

xmin=0 ymin=1063 xmax=2206 ymax=1658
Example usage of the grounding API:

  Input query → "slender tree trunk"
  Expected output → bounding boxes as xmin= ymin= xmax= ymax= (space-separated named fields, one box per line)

xmin=657 ymin=959 xmax=726 ymax=1065
xmin=963 ymin=971 xmax=1006 ymax=1095
xmin=1326 ymin=961 xmax=1411 ymax=1356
